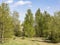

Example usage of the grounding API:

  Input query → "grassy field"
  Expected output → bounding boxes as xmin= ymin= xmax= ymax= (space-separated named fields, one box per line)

xmin=0 ymin=37 xmax=60 ymax=45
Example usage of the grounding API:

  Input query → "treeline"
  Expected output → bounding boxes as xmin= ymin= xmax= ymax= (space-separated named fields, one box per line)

xmin=0 ymin=3 xmax=60 ymax=43
xmin=23 ymin=9 xmax=60 ymax=43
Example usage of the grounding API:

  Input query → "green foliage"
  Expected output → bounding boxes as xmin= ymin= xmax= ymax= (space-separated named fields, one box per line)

xmin=48 ymin=11 xmax=60 ymax=43
xmin=0 ymin=3 xmax=21 ymax=43
xmin=35 ymin=8 xmax=44 ymax=37
xmin=42 ymin=11 xmax=51 ymax=37
xmin=0 ymin=3 xmax=14 ymax=43
xmin=12 ymin=11 xmax=21 ymax=37
xmin=23 ymin=9 xmax=35 ymax=37
xmin=35 ymin=9 xmax=60 ymax=43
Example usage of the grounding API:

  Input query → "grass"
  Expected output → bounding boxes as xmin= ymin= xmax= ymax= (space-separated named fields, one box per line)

xmin=0 ymin=37 xmax=60 ymax=45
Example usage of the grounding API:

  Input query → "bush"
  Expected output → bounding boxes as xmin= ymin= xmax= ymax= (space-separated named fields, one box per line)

xmin=48 ymin=31 xmax=60 ymax=43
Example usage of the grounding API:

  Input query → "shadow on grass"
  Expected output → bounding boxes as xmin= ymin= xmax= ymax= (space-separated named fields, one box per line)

xmin=30 ymin=39 xmax=59 ymax=44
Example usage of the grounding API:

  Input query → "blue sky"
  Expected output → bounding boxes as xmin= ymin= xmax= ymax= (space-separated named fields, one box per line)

xmin=0 ymin=0 xmax=60 ymax=23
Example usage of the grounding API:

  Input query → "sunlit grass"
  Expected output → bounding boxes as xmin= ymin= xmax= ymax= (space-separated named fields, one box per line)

xmin=0 ymin=37 xmax=60 ymax=45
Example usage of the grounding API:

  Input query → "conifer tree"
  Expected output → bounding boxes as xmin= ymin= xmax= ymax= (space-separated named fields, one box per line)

xmin=23 ymin=9 xmax=35 ymax=37
xmin=35 ymin=8 xmax=44 ymax=37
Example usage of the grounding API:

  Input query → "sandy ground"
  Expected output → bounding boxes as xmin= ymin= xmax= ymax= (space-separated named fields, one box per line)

xmin=13 ymin=37 xmax=60 ymax=45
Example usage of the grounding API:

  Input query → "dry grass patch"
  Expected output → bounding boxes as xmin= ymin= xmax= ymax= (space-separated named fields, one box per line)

xmin=0 ymin=37 xmax=60 ymax=45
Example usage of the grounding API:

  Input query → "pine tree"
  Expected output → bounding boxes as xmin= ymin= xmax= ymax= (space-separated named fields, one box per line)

xmin=43 ymin=11 xmax=51 ymax=37
xmin=35 ymin=8 xmax=44 ymax=37
xmin=23 ymin=9 xmax=35 ymax=37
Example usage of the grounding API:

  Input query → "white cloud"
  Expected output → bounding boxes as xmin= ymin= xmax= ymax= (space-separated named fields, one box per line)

xmin=46 ymin=6 xmax=51 ymax=10
xmin=14 ymin=0 xmax=32 ymax=6
xmin=5 ymin=0 xmax=13 ymax=4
